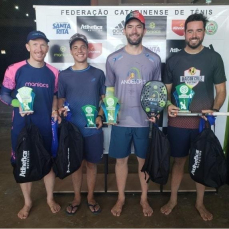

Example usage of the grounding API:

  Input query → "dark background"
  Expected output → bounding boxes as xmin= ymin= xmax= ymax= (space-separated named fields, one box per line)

xmin=0 ymin=0 xmax=90 ymax=83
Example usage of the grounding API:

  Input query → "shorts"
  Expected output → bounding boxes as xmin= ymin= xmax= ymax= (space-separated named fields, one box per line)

xmin=109 ymin=126 xmax=149 ymax=159
xmin=167 ymin=126 xmax=199 ymax=158
xmin=84 ymin=132 xmax=103 ymax=163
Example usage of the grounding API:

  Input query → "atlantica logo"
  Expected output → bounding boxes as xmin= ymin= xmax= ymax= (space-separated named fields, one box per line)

xmin=19 ymin=150 xmax=30 ymax=177
xmin=81 ymin=24 xmax=103 ymax=31
xmin=53 ymin=22 xmax=71 ymax=34
xmin=191 ymin=149 xmax=202 ymax=175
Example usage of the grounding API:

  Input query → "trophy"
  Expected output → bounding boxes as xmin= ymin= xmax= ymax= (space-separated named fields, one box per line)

xmin=101 ymin=96 xmax=120 ymax=124
xmin=82 ymin=105 xmax=98 ymax=128
xmin=173 ymin=84 xmax=195 ymax=112
xmin=16 ymin=86 xmax=35 ymax=113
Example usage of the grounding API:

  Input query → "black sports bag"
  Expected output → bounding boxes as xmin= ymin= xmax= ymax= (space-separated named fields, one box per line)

xmin=141 ymin=124 xmax=170 ymax=185
xmin=14 ymin=123 xmax=52 ymax=183
xmin=189 ymin=124 xmax=228 ymax=188
xmin=53 ymin=118 xmax=83 ymax=179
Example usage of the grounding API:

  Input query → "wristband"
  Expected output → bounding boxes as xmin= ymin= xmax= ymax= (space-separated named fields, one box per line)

xmin=212 ymin=108 xmax=219 ymax=112
xmin=11 ymin=99 xmax=20 ymax=107
xmin=166 ymin=100 xmax=172 ymax=108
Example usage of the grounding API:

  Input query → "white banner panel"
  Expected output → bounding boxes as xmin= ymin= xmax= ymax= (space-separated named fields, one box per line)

xmin=35 ymin=5 xmax=229 ymax=147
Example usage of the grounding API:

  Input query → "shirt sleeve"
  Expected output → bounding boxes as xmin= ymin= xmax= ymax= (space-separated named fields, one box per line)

xmin=58 ymin=73 xmax=66 ymax=99
xmin=213 ymin=52 xmax=226 ymax=85
xmin=163 ymin=60 xmax=173 ymax=84
xmin=153 ymin=56 xmax=162 ymax=81
xmin=99 ymin=70 xmax=106 ymax=96
xmin=105 ymin=57 xmax=116 ymax=87
xmin=0 ymin=85 xmax=13 ymax=106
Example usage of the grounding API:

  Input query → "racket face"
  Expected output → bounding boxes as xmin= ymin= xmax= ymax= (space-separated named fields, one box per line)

xmin=140 ymin=81 xmax=167 ymax=117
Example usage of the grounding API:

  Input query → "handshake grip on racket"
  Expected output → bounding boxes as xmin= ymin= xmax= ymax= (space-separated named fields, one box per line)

xmin=140 ymin=80 xmax=168 ymax=119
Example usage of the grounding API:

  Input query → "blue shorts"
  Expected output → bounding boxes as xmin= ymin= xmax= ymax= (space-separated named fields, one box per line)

xmin=109 ymin=126 xmax=149 ymax=159
xmin=167 ymin=126 xmax=199 ymax=158
xmin=84 ymin=132 xmax=103 ymax=163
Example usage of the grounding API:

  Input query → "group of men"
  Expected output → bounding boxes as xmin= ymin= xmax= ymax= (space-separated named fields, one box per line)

xmin=0 ymin=10 xmax=226 ymax=221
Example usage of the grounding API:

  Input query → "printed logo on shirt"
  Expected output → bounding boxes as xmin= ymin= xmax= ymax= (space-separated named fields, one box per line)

xmin=25 ymin=82 xmax=49 ymax=88
xmin=180 ymin=67 xmax=205 ymax=88
xmin=172 ymin=20 xmax=185 ymax=36
xmin=77 ymin=16 xmax=107 ymax=39
xmin=121 ymin=67 xmax=146 ymax=85
xmin=53 ymin=22 xmax=71 ymax=34
xmin=112 ymin=20 xmax=125 ymax=35
xmin=205 ymin=21 xmax=218 ymax=35
xmin=88 ymin=43 xmax=102 ymax=59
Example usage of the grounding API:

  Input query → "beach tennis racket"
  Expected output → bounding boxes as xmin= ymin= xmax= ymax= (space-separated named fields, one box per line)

xmin=140 ymin=81 xmax=167 ymax=118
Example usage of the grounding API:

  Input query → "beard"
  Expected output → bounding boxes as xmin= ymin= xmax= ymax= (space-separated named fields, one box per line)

xmin=126 ymin=33 xmax=143 ymax=46
xmin=185 ymin=37 xmax=203 ymax=49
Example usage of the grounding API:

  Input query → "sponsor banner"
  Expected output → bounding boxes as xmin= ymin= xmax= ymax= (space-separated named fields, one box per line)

xmin=145 ymin=16 xmax=167 ymax=39
xmin=35 ymin=5 xmax=229 ymax=146
xmin=143 ymin=40 xmax=166 ymax=63
xmin=166 ymin=39 xmax=186 ymax=60
xmin=107 ymin=16 xmax=125 ymax=40
xmin=46 ymin=16 xmax=76 ymax=39
xmin=77 ymin=16 xmax=107 ymax=40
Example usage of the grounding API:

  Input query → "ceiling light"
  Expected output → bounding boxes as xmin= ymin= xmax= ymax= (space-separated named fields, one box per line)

xmin=34 ymin=19 xmax=36 ymax=22
xmin=15 ymin=5 xmax=19 ymax=10
xmin=1 ymin=50 xmax=6 ymax=54
xmin=26 ymin=13 xmax=29 ymax=17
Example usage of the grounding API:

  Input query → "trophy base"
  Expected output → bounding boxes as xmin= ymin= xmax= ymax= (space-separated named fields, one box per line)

xmin=85 ymin=125 xmax=98 ymax=128
xmin=103 ymin=122 xmax=118 ymax=125
xmin=178 ymin=110 xmax=191 ymax=113
xmin=19 ymin=110 xmax=34 ymax=114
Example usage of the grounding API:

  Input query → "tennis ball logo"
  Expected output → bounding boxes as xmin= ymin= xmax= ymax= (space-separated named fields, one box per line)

xmin=86 ymin=106 xmax=93 ymax=113
xmin=149 ymin=22 xmax=156 ymax=29
xmin=180 ymin=85 xmax=189 ymax=94
xmin=60 ymin=46 xmax=66 ymax=53
xmin=107 ymin=98 xmax=114 ymax=106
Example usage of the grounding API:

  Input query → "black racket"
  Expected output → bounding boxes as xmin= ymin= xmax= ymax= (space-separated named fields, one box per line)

xmin=140 ymin=81 xmax=167 ymax=118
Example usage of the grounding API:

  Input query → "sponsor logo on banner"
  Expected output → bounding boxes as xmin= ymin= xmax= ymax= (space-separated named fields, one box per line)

xmin=121 ymin=67 xmax=146 ymax=85
xmin=145 ymin=45 xmax=161 ymax=54
xmin=145 ymin=16 xmax=167 ymax=39
xmin=166 ymin=40 xmax=185 ymax=60
xmin=205 ymin=21 xmax=218 ymax=35
xmin=112 ymin=20 xmax=125 ymax=35
xmin=49 ymin=40 xmax=72 ymax=63
xmin=88 ymin=43 xmax=102 ymax=59
xmin=53 ymin=22 xmax=71 ymax=34
xmin=77 ymin=16 xmax=107 ymax=39
xmin=172 ymin=20 xmax=185 ymax=36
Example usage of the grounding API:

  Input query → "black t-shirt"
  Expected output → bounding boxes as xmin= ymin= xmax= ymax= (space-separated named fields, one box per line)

xmin=163 ymin=47 xmax=226 ymax=129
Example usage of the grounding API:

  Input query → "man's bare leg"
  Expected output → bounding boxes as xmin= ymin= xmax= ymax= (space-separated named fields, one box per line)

xmin=195 ymin=182 xmax=213 ymax=221
xmin=137 ymin=157 xmax=153 ymax=217
xmin=161 ymin=156 xmax=187 ymax=215
xmin=111 ymin=157 xmax=128 ymax=216
xmin=44 ymin=169 xmax=61 ymax=213
xmin=66 ymin=161 xmax=84 ymax=214
xmin=18 ymin=182 xmax=32 ymax=219
xmin=86 ymin=161 xmax=100 ymax=212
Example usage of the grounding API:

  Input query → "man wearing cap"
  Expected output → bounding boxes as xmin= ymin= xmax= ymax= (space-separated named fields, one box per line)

xmin=0 ymin=30 xmax=61 ymax=219
xmin=58 ymin=33 xmax=105 ymax=215
xmin=105 ymin=10 xmax=161 ymax=216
